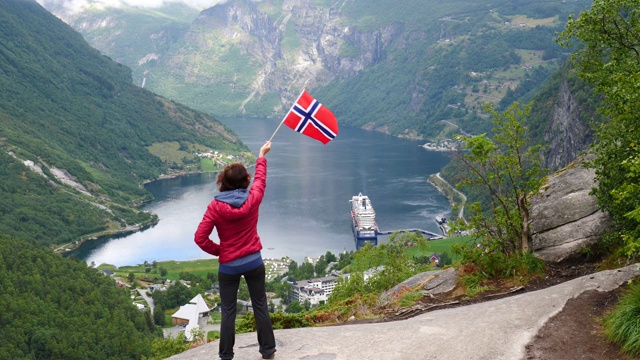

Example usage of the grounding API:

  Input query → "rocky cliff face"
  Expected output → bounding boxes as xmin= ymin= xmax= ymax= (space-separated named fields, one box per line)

xmin=142 ymin=0 xmax=404 ymax=115
xmin=542 ymin=80 xmax=595 ymax=170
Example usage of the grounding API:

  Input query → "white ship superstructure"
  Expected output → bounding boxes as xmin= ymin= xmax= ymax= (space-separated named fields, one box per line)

xmin=350 ymin=193 xmax=378 ymax=248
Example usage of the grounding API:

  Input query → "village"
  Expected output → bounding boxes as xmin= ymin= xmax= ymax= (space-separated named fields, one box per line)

xmin=98 ymin=252 xmax=446 ymax=342
xmin=98 ymin=256 xmax=341 ymax=341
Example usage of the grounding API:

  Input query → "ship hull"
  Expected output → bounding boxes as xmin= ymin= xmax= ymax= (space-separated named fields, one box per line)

xmin=351 ymin=210 xmax=378 ymax=249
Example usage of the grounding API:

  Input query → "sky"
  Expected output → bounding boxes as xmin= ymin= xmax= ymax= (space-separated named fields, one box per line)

xmin=36 ymin=0 xmax=224 ymax=13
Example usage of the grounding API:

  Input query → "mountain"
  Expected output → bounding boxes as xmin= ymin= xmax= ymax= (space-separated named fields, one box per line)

xmin=42 ymin=0 xmax=591 ymax=139
xmin=41 ymin=0 xmax=203 ymax=87
xmin=0 ymin=0 xmax=249 ymax=247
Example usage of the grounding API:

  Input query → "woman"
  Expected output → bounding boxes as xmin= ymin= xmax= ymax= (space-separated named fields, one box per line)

xmin=194 ymin=141 xmax=276 ymax=360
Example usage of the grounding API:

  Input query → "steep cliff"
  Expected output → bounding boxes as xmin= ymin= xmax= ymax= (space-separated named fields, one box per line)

xmin=42 ymin=0 xmax=592 ymax=139
xmin=144 ymin=0 xmax=403 ymax=116
xmin=542 ymin=80 xmax=595 ymax=170
xmin=528 ymin=63 xmax=603 ymax=170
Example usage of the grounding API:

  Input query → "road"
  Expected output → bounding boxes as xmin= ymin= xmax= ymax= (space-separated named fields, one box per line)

xmin=137 ymin=288 xmax=155 ymax=314
xmin=435 ymin=172 xmax=467 ymax=222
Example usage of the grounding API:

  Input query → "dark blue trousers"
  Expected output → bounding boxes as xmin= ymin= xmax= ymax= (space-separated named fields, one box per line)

xmin=218 ymin=264 xmax=276 ymax=360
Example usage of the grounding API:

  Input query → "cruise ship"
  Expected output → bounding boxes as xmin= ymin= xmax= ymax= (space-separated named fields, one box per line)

xmin=350 ymin=193 xmax=378 ymax=249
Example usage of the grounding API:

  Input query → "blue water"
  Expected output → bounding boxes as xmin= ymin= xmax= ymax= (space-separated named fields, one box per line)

xmin=72 ymin=117 xmax=452 ymax=266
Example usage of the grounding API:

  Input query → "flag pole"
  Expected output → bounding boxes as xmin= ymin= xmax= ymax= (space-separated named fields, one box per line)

xmin=268 ymin=120 xmax=286 ymax=142
xmin=267 ymin=87 xmax=307 ymax=142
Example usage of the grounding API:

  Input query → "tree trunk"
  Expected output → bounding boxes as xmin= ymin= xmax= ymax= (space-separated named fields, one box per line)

xmin=518 ymin=191 xmax=532 ymax=253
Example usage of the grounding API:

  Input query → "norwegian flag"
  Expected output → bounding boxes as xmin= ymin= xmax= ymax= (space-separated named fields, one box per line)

xmin=282 ymin=90 xmax=338 ymax=144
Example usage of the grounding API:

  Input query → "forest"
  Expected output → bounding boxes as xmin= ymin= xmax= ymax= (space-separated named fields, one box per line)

xmin=0 ymin=235 xmax=162 ymax=359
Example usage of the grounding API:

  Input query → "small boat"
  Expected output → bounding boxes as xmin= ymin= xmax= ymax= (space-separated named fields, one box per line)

xmin=435 ymin=216 xmax=450 ymax=236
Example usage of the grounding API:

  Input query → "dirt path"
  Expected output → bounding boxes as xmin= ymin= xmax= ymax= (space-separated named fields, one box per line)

xmin=378 ymin=260 xmax=637 ymax=359
xmin=525 ymin=287 xmax=634 ymax=360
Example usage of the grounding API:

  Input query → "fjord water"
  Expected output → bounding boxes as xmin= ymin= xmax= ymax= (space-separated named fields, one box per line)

xmin=74 ymin=117 xmax=452 ymax=266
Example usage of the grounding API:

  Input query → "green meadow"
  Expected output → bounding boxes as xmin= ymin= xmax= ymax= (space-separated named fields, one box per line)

xmin=101 ymin=258 xmax=220 ymax=280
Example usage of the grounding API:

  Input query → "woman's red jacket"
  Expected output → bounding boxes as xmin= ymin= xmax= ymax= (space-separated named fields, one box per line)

xmin=194 ymin=157 xmax=267 ymax=264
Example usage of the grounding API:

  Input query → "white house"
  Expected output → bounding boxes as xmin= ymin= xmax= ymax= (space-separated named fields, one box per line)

xmin=171 ymin=294 xmax=211 ymax=340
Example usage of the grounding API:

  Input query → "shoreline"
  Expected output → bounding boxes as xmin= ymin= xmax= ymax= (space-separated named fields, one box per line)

xmin=427 ymin=172 xmax=467 ymax=223
xmin=55 ymin=216 xmax=160 ymax=255
xmin=59 ymin=164 xmax=254 ymax=260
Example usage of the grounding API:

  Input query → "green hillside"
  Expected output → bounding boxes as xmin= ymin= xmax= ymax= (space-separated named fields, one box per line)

xmin=315 ymin=0 xmax=590 ymax=138
xmin=0 ymin=234 xmax=161 ymax=359
xmin=0 ymin=0 xmax=250 ymax=247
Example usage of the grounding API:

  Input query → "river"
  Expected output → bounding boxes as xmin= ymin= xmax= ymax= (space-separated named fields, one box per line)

xmin=71 ymin=117 xmax=452 ymax=266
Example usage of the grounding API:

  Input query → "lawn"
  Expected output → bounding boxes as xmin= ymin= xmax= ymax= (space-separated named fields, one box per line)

xmin=405 ymin=235 xmax=470 ymax=261
xmin=102 ymin=256 xmax=291 ymax=283
xmin=200 ymin=157 xmax=218 ymax=172
xmin=154 ymin=259 xmax=220 ymax=280
xmin=112 ymin=258 xmax=220 ymax=280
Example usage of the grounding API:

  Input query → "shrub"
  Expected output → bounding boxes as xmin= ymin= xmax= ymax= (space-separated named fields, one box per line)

xmin=603 ymin=281 xmax=640 ymax=357
xmin=145 ymin=333 xmax=189 ymax=360
xmin=454 ymin=240 xmax=545 ymax=296
xmin=237 ymin=311 xmax=313 ymax=333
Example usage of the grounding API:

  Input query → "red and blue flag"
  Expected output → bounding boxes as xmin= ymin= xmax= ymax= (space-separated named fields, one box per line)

xmin=283 ymin=90 xmax=338 ymax=144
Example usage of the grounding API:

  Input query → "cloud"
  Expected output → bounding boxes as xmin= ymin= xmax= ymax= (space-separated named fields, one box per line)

xmin=37 ymin=0 xmax=221 ymax=14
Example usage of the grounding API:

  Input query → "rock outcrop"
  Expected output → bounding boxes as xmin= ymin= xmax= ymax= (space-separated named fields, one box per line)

xmin=530 ymin=155 xmax=612 ymax=262
xmin=378 ymin=267 xmax=457 ymax=306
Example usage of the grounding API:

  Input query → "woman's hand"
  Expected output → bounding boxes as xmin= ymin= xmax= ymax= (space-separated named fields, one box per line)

xmin=259 ymin=141 xmax=271 ymax=158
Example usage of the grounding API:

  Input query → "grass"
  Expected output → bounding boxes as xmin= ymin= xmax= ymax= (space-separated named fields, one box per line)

xmin=398 ymin=291 xmax=424 ymax=307
xmin=106 ymin=257 xmax=289 ymax=281
xmin=157 ymin=259 xmax=220 ymax=280
xmin=109 ymin=258 xmax=220 ymax=280
xmin=163 ymin=316 xmax=173 ymax=328
xmin=147 ymin=142 xmax=194 ymax=164
xmin=207 ymin=330 xmax=221 ymax=342
xmin=515 ymin=49 xmax=545 ymax=64
xmin=404 ymin=235 xmax=468 ymax=261
xmin=200 ymin=158 xmax=218 ymax=172
xmin=603 ymin=281 xmax=640 ymax=357
xmin=507 ymin=15 xmax=557 ymax=27
xmin=210 ymin=311 xmax=222 ymax=324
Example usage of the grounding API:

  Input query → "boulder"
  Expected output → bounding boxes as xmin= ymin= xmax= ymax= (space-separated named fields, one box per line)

xmin=530 ymin=155 xmax=613 ymax=262
xmin=378 ymin=267 xmax=457 ymax=306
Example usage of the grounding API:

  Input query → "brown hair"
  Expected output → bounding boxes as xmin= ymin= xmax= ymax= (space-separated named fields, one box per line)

xmin=217 ymin=163 xmax=251 ymax=192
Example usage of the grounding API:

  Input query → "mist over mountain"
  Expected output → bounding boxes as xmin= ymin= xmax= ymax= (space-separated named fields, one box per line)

xmin=42 ymin=0 xmax=592 ymax=140
xmin=38 ymin=0 xmax=219 ymax=14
